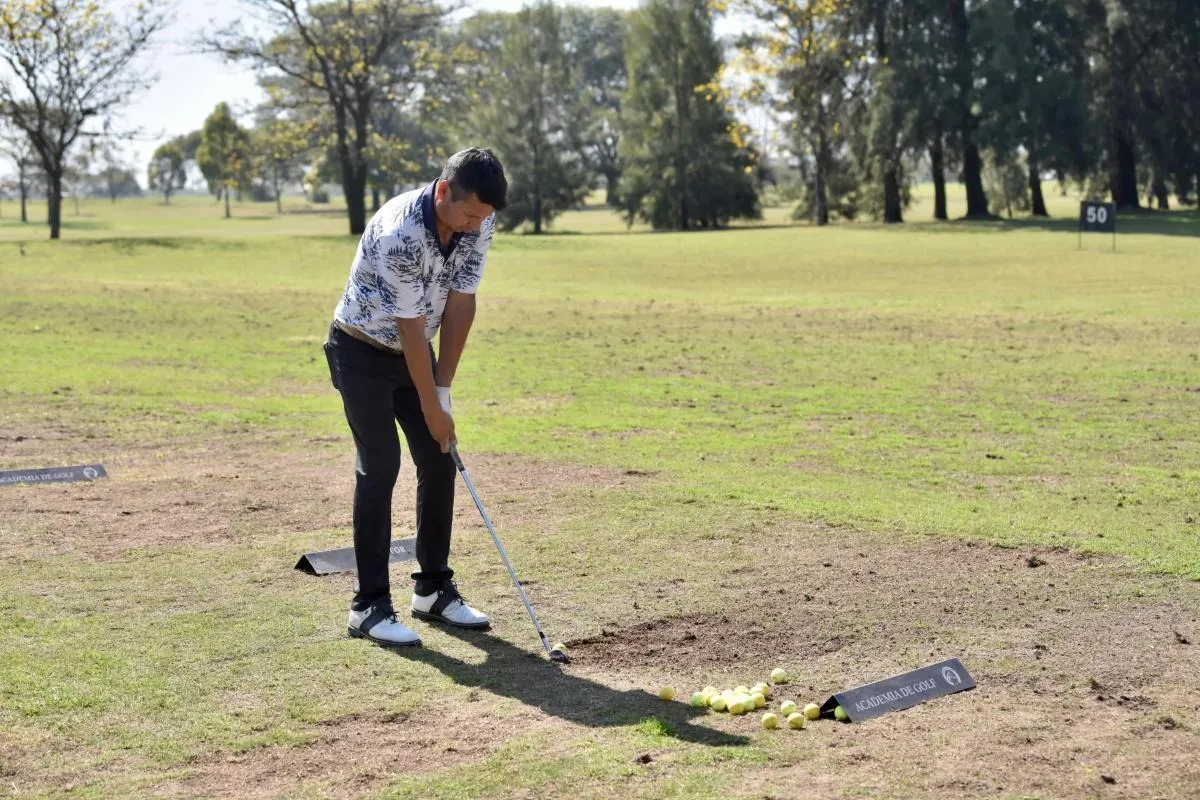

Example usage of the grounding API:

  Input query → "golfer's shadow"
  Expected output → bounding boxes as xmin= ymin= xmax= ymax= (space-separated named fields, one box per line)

xmin=401 ymin=626 xmax=748 ymax=747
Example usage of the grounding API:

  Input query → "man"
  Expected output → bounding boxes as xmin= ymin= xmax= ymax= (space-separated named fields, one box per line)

xmin=323 ymin=147 xmax=508 ymax=647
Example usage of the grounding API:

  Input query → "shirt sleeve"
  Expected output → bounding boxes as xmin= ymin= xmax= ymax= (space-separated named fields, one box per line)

xmin=375 ymin=229 xmax=427 ymax=319
xmin=450 ymin=214 xmax=494 ymax=294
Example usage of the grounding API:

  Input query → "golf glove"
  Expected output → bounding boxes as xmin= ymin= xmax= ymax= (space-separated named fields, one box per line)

xmin=436 ymin=386 xmax=452 ymax=415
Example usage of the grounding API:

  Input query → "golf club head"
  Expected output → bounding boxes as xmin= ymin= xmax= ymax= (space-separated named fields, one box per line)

xmin=549 ymin=648 xmax=571 ymax=664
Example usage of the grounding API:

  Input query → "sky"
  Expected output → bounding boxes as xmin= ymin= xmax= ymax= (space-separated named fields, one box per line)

xmin=119 ymin=0 xmax=648 ymax=174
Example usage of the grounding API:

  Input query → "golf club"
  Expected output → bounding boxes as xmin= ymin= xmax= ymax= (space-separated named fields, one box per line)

xmin=450 ymin=444 xmax=570 ymax=664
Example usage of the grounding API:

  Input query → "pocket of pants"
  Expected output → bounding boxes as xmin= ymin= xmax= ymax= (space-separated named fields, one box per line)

xmin=323 ymin=341 xmax=342 ymax=391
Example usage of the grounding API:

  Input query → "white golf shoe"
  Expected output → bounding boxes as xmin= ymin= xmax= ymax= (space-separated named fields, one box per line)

xmin=348 ymin=598 xmax=422 ymax=647
xmin=411 ymin=581 xmax=490 ymax=629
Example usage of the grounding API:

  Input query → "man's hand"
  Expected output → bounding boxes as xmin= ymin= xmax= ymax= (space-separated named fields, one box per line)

xmin=423 ymin=403 xmax=456 ymax=453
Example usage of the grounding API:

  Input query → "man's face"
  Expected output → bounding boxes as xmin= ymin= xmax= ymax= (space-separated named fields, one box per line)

xmin=434 ymin=180 xmax=494 ymax=233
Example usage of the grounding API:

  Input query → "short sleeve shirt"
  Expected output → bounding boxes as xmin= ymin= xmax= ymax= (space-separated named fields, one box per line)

xmin=333 ymin=181 xmax=494 ymax=349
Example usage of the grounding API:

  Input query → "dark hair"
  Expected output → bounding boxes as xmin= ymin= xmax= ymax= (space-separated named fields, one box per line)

xmin=441 ymin=147 xmax=508 ymax=211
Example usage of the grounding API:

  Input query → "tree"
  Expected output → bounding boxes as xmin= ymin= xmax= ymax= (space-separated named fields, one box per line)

xmin=0 ymin=127 xmax=37 ymax=222
xmin=196 ymin=102 xmax=252 ymax=218
xmin=0 ymin=0 xmax=169 ymax=238
xmin=942 ymin=0 xmax=989 ymax=217
xmin=252 ymin=109 xmax=314 ymax=212
xmin=148 ymin=140 xmax=187 ymax=204
xmin=731 ymin=0 xmax=860 ymax=225
xmin=619 ymin=0 xmax=760 ymax=230
xmin=93 ymin=140 xmax=138 ymax=203
xmin=563 ymin=6 xmax=627 ymax=205
xmin=207 ymin=0 xmax=445 ymax=235
xmin=470 ymin=2 xmax=590 ymax=233
xmin=973 ymin=0 xmax=1092 ymax=217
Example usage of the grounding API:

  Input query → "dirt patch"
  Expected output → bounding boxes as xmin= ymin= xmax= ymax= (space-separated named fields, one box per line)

xmin=565 ymin=528 xmax=1200 ymax=799
xmin=0 ymin=425 xmax=639 ymax=562
xmin=154 ymin=706 xmax=530 ymax=800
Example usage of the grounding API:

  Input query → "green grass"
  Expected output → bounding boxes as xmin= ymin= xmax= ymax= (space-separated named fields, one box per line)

xmin=1 ymin=189 xmax=1198 ymax=797
xmin=3 ymin=196 xmax=1197 ymax=574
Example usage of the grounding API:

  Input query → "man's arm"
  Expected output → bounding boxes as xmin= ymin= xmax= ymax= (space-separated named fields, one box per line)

xmin=396 ymin=316 xmax=455 ymax=451
xmin=436 ymin=290 xmax=476 ymax=388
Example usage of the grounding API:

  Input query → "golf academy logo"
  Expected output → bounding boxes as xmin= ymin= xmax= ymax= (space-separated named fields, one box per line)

xmin=941 ymin=666 xmax=963 ymax=687
xmin=82 ymin=467 xmax=99 ymax=480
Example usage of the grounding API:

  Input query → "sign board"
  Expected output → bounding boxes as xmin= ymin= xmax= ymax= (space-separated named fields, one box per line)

xmin=295 ymin=536 xmax=417 ymax=576
xmin=0 ymin=464 xmax=108 ymax=487
xmin=820 ymin=658 xmax=975 ymax=723
xmin=1079 ymin=200 xmax=1116 ymax=251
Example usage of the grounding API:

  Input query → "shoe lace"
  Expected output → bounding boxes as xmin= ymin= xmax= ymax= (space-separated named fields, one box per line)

xmin=440 ymin=580 xmax=467 ymax=609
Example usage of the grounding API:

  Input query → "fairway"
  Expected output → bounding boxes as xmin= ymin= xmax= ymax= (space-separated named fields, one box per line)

xmin=1 ymin=194 xmax=1198 ymax=799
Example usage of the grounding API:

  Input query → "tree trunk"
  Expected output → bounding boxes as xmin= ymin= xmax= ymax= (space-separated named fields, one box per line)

xmin=949 ymin=0 xmax=988 ymax=217
xmin=224 ymin=185 xmax=231 ymax=218
xmin=1110 ymin=128 xmax=1139 ymax=209
xmin=815 ymin=116 xmax=829 ymax=226
xmin=372 ymin=187 xmax=381 ymax=213
xmin=962 ymin=143 xmax=988 ymax=217
xmin=19 ymin=172 xmax=28 ymax=223
xmin=883 ymin=164 xmax=903 ymax=223
xmin=47 ymin=172 xmax=63 ymax=240
xmin=930 ymin=131 xmax=947 ymax=221
xmin=341 ymin=105 xmax=369 ymax=236
xmin=274 ymin=165 xmax=282 ymax=214
xmin=343 ymin=163 xmax=367 ymax=236
xmin=1152 ymin=172 xmax=1169 ymax=210
xmin=163 ymin=188 xmax=171 ymax=206
xmin=73 ymin=193 xmax=80 ymax=216
xmin=604 ymin=171 xmax=619 ymax=206
xmin=1029 ymin=156 xmax=1048 ymax=217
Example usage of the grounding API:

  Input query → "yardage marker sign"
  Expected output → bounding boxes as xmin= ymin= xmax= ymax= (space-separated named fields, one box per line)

xmin=1079 ymin=200 xmax=1116 ymax=251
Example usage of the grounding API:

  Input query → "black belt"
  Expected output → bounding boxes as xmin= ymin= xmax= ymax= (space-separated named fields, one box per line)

xmin=333 ymin=320 xmax=404 ymax=355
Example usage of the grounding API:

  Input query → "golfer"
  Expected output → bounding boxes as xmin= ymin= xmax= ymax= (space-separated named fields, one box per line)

xmin=323 ymin=147 xmax=508 ymax=647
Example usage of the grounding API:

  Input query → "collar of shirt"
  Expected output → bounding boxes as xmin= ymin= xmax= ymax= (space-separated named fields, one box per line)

xmin=421 ymin=180 xmax=462 ymax=261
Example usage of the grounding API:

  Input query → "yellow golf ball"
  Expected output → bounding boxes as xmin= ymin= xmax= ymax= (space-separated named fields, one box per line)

xmin=658 ymin=686 xmax=675 ymax=701
xmin=779 ymin=700 xmax=797 ymax=716
xmin=770 ymin=667 xmax=789 ymax=684
xmin=787 ymin=712 xmax=806 ymax=729
xmin=710 ymin=694 xmax=728 ymax=711
xmin=803 ymin=702 xmax=821 ymax=720
xmin=762 ymin=712 xmax=780 ymax=729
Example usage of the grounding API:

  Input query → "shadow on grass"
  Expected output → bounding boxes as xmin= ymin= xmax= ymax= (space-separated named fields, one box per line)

xmin=405 ymin=626 xmax=749 ymax=747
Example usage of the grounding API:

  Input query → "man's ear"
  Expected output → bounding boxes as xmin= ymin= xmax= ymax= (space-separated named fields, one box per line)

xmin=435 ymin=179 xmax=449 ymax=202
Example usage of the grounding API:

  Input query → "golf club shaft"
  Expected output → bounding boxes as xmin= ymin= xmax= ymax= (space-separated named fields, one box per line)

xmin=450 ymin=447 xmax=554 ymax=658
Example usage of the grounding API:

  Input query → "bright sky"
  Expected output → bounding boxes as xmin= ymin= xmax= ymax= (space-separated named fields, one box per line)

xmin=120 ymin=0 xmax=648 ymax=174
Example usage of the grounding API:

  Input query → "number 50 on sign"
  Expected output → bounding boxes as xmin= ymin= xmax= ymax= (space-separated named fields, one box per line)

xmin=1079 ymin=200 xmax=1116 ymax=251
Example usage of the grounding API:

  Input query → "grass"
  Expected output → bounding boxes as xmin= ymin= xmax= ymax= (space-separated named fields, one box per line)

xmin=1 ymin=185 xmax=1198 ymax=797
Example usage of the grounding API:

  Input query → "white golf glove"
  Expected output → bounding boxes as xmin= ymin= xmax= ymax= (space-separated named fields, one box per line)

xmin=436 ymin=385 xmax=452 ymax=415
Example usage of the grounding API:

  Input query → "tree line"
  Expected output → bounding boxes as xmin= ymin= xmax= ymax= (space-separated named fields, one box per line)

xmin=2 ymin=0 xmax=1197 ymax=239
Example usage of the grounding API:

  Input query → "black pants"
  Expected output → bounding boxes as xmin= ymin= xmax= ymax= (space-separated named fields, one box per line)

xmin=323 ymin=324 xmax=456 ymax=606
